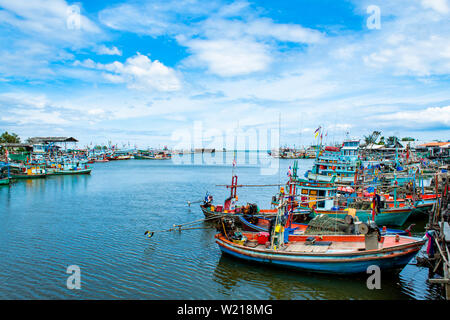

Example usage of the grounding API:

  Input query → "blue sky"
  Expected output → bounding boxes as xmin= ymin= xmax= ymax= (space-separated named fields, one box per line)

xmin=0 ymin=0 xmax=449 ymax=148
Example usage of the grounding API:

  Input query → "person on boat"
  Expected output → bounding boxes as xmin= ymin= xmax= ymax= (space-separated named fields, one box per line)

xmin=267 ymin=217 xmax=276 ymax=243
xmin=223 ymin=196 xmax=232 ymax=211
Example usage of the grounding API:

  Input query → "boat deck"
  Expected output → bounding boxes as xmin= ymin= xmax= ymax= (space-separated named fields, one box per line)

xmin=239 ymin=233 xmax=421 ymax=254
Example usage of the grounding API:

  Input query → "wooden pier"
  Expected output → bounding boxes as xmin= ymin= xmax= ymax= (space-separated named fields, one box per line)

xmin=423 ymin=172 xmax=450 ymax=299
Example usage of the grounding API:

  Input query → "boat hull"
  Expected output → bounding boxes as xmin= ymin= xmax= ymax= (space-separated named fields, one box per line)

xmin=50 ymin=168 xmax=92 ymax=175
xmin=0 ymin=178 xmax=9 ymax=185
xmin=11 ymin=174 xmax=47 ymax=179
xmin=200 ymin=205 xmax=228 ymax=220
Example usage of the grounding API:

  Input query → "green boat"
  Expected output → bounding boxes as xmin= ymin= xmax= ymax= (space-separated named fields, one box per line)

xmin=0 ymin=165 xmax=11 ymax=185
xmin=51 ymin=168 xmax=92 ymax=175
xmin=9 ymin=165 xmax=47 ymax=179
xmin=47 ymin=160 xmax=92 ymax=175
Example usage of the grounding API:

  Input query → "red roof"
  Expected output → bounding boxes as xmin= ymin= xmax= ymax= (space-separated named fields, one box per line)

xmin=417 ymin=142 xmax=450 ymax=147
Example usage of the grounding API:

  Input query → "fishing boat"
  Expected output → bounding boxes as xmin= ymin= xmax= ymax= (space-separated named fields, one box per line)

xmin=9 ymin=164 xmax=47 ymax=179
xmin=215 ymin=231 xmax=425 ymax=274
xmin=200 ymin=174 xmax=307 ymax=221
xmin=305 ymin=141 xmax=361 ymax=184
xmin=215 ymin=199 xmax=425 ymax=274
xmin=48 ymin=160 xmax=91 ymax=175
xmin=286 ymin=179 xmax=413 ymax=226
xmin=286 ymin=160 xmax=414 ymax=226
xmin=115 ymin=154 xmax=132 ymax=160
xmin=0 ymin=164 xmax=11 ymax=185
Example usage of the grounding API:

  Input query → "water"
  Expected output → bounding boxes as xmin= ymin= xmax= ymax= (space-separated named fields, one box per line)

xmin=0 ymin=153 xmax=445 ymax=299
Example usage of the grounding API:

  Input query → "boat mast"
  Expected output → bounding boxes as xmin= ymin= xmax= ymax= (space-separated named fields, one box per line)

xmin=394 ymin=137 xmax=398 ymax=208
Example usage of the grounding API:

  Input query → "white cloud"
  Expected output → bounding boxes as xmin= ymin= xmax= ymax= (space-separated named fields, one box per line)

xmin=180 ymin=13 xmax=323 ymax=77
xmin=99 ymin=1 xmax=323 ymax=77
xmin=246 ymin=18 xmax=323 ymax=44
xmin=375 ymin=105 xmax=450 ymax=125
xmin=75 ymin=53 xmax=182 ymax=91
xmin=183 ymin=38 xmax=272 ymax=76
xmin=1 ymin=109 xmax=69 ymax=125
xmin=0 ymin=0 xmax=101 ymax=44
xmin=0 ymin=0 xmax=105 ymax=81
xmin=421 ymin=0 xmax=449 ymax=14
xmin=96 ymin=45 xmax=122 ymax=56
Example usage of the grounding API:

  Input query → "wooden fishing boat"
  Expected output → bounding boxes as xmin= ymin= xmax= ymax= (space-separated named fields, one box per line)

xmin=305 ymin=141 xmax=361 ymax=184
xmin=115 ymin=154 xmax=132 ymax=160
xmin=133 ymin=149 xmax=172 ymax=159
xmin=287 ymin=167 xmax=414 ymax=226
xmin=9 ymin=165 xmax=47 ymax=179
xmin=0 ymin=165 xmax=11 ymax=185
xmin=215 ymin=232 xmax=425 ymax=274
xmin=51 ymin=168 xmax=91 ymax=175
xmin=48 ymin=161 xmax=92 ymax=175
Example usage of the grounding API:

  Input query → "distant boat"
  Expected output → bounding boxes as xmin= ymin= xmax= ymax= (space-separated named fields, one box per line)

xmin=134 ymin=151 xmax=171 ymax=160
xmin=48 ymin=161 xmax=91 ymax=175
xmin=9 ymin=165 xmax=47 ymax=179
xmin=115 ymin=155 xmax=132 ymax=160
xmin=0 ymin=164 xmax=11 ymax=185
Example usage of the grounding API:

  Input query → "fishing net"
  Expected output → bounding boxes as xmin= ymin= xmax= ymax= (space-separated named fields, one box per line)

xmin=304 ymin=214 xmax=349 ymax=235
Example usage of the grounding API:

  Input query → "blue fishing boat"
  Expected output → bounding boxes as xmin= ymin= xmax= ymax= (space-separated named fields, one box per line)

xmin=288 ymin=176 xmax=413 ymax=227
xmin=215 ymin=232 xmax=425 ymax=274
xmin=305 ymin=141 xmax=361 ymax=184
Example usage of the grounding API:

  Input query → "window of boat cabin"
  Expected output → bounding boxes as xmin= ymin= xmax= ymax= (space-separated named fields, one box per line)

xmin=301 ymin=189 xmax=308 ymax=195
xmin=317 ymin=190 xmax=326 ymax=208
xmin=309 ymin=190 xmax=317 ymax=195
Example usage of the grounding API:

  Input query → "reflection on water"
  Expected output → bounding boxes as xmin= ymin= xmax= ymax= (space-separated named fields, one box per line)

xmin=0 ymin=156 xmax=444 ymax=300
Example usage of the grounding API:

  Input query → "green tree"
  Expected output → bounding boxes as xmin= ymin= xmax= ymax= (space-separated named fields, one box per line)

xmin=386 ymin=136 xmax=400 ymax=146
xmin=0 ymin=131 xmax=21 ymax=143
xmin=401 ymin=137 xmax=415 ymax=141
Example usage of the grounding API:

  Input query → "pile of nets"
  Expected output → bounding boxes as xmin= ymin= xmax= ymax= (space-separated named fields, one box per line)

xmin=304 ymin=214 xmax=351 ymax=235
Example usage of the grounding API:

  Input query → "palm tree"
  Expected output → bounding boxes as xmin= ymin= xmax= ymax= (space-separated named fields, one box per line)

xmin=363 ymin=131 xmax=381 ymax=146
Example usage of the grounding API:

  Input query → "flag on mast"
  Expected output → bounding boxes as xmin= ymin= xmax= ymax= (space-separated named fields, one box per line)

xmin=314 ymin=126 xmax=321 ymax=138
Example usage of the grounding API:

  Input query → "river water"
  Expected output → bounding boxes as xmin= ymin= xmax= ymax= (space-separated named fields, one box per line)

xmin=0 ymin=152 xmax=445 ymax=299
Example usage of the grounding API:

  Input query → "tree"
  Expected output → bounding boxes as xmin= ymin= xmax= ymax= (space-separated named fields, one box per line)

xmin=386 ymin=136 xmax=400 ymax=147
xmin=0 ymin=131 xmax=21 ymax=144
xmin=401 ymin=137 xmax=415 ymax=141
xmin=363 ymin=130 xmax=381 ymax=146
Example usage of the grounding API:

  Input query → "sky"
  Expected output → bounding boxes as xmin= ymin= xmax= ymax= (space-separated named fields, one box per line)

xmin=0 ymin=0 xmax=449 ymax=149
